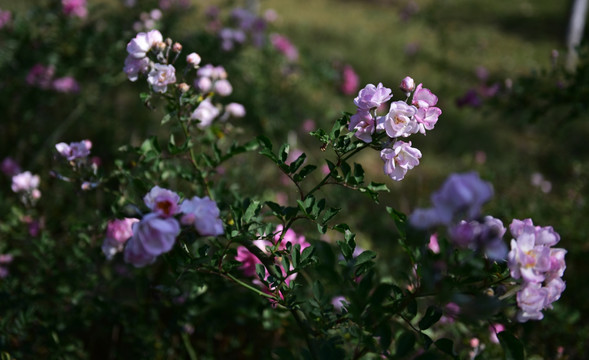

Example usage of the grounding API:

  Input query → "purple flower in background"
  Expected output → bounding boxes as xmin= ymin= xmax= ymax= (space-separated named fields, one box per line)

xmin=55 ymin=140 xmax=92 ymax=161
xmin=52 ymin=76 xmax=80 ymax=93
xmin=143 ymin=186 xmax=180 ymax=218
xmin=222 ymin=102 xmax=246 ymax=120
xmin=380 ymin=140 xmax=421 ymax=181
xmin=431 ymin=172 xmax=493 ymax=225
xmin=354 ymin=83 xmax=393 ymax=110
xmin=191 ymin=99 xmax=220 ymax=128
xmin=123 ymin=213 xmax=181 ymax=267
xmin=213 ymin=79 xmax=232 ymax=96
xmin=180 ymin=196 xmax=224 ymax=236
xmin=380 ymin=100 xmax=418 ymax=138
xmin=147 ymin=64 xmax=176 ymax=93
xmin=348 ymin=110 xmax=376 ymax=143
xmin=270 ymin=33 xmax=299 ymax=62
xmin=62 ymin=0 xmax=87 ymax=18
xmin=0 ymin=9 xmax=12 ymax=29
xmin=456 ymin=89 xmax=482 ymax=108
xmin=448 ymin=216 xmax=507 ymax=260
xmin=102 ymin=218 xmax=139 ymax=259
xmin=26 ymin=64 xmax=55 ymax=89
xmin=1 ymin=157 xmax=21 ymax=177
xmin=340 ymin=65 xmax=359 ymax=96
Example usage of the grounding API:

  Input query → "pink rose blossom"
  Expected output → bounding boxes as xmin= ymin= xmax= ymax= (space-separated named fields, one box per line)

xmin=126 ymin=30 xmax=163 ymax=59
xmin=274 ymin=225 xmax=309 ymax=251
xmin=379 ymin=100 xmax=418 ymax=138
xmin=147 ymin=64 xmax=176 ymax=93
xmin=180 ymin=196 xmax=224 ymax=236
xmin=354 ymin=83 xmax=393 ymax=110
xmin=415 ymin=106 xmax=441 ymax=134
xmin=348 ymin=110 xmax=375 ymax=143
xmin=123 ymin=56 xmax=150 ymax=82
xmin=124 ymin=213 xmax=181 ymax=267
xmin=412 ymin=83 xmax=438 ymax=108
xmin=102 ymin=218 xmax=139 ymax=259
xmin=489 ymin=323 xmax=505 ymax=344
xmin=380 ymin=140 xmax=421 ymax=181
xmin=143 ymin=186 xmax=180 ymax=218
xmin=55 ymin=140 xmax=92 ymax=161
xmin=191 ymin=99 xmax=220 ymax=128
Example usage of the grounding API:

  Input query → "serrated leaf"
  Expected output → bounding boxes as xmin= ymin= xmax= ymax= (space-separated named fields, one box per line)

xmin=418 ymin=306 xmax=443 ymax=330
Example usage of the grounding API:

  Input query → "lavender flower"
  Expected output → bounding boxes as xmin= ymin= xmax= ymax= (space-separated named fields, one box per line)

xmin=180 ymin=196 xmax=224 ymax=237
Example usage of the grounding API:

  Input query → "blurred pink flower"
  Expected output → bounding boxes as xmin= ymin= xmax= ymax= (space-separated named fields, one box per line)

xmin=270 ymin=33 xmax=298 ymax=61
xmin=1 ymin=157 xmax=21 ymax=177
xmin=26 ymin=64 xmax=55 ymax=89
xmin=11 ymin=171 xmax=40 ymax=193
xmin=52 ymin=76 xmax=80 ymax=93
xmin=143 ymin=186 xmax=180 ymax=218
xmin=55 ymin=140 xmax=92 ymax=161
xmin=147 ymin=64 xmax=176 ymax=93
xmin=62 ymin=0 xmax=87 ymax=18
xmin=102 ymin=218 xmax=139 ymax=260
xmin=340 ymin=65 xmax=359 ymax=96
xmin=0 ymin=9 xmax=12 ymax=29
xmin=180 ymin=196 xmax=224 ymax=236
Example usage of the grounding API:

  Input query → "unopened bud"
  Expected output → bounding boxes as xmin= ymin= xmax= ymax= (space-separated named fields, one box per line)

xmin=155 ymin=41 xmax=166 ymax=52
xmin=186 ymin=52 xmax=201 ymax=67
xmin=165 ymin=38 xmax=173 ymax=46
xmin=400 ymin=76 xmax=415 ymax=93
xmin=172 ymin=42 xmax=182 ymax=52
xmin=177 ymin=82 xmax=190 ymax=93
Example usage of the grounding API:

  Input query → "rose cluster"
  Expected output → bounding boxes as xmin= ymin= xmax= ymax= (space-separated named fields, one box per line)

xmin=101 ymin=186 xmax=224 ymax=267
xmin=349 ymin=77 xmax=442 ymax=181
xmin=124 ymin=30 xmax=245 ymax=128
xmin=507 ymin=219 xmax=566 ymax=322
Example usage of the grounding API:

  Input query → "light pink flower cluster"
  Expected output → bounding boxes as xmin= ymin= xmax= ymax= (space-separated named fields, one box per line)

xmin=122 ymin=186 xmax=224 ymax=267
xmin=62 ymin=0 xmax=87 ymax=18
xmin=348 ymin=78 xmax=441 ymax=181
xmin=507 ymin=219 xmax=566 ymax=322
xmin=270 ymin=33 xmax=299 ymax=62
xmin=147 ymin=63 xmax=176 ymax=93
xmin=101 ymin=218 xmax=139 ymax=259
xmin=235 ymin=225 xmax=310 ymax=303
xmin=55 ymin=140 xmax=92 ymax=161
xmin=194 ymin=64 xmax=232 ymax=96
xmin=11 ymin=171 xmax=41 ymax=201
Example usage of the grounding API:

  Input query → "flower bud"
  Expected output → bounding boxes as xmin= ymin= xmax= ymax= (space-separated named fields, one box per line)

xmin=400 ymin=76 xmax=415 ymax=93
xmin=155 ymin=41 xmax=166 ymax=52
xmin=186 ymin=52 xmax=201 ymax=67
xmin=165 ymin=38 xmax=173 ymax=46
xmin=172 ymin=42 xmax=182 ymax=52
xmin=177 ymin=82 xmax=190 ymax=93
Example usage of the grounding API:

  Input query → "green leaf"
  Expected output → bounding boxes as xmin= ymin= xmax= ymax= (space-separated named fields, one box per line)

xmin=322 ymin=207 xmax=340 ymax=224
xmin=312 ymin=281 xmax=325 ymax=301
xmin=418 ymin=306 xmax=443 ymax=330
xmin=291 ymin=244 xmax=301 ymax=268
xmin=278 ymin=143 xmax=290 ymax=164
xmin=289 ymin=152 xmax=306 ymax=173
xmin=255 ymin=263 xmax=267 ymax=285
xmin=257 ymin=135 xmax=273 ymax=150
xmin=300 ymin=245 xmax=314 ymax=263
xmin=498 ymin=331 xmax=525 ymax=360
xmin=293 ymin=164 xmax=317 ymax=182
xmin=243 ymin=200 xmax=261 ymax=224
xmin=395 ymin=331 xmax=416 ymax=357
xmin=355 ymin=250 xmax=376 ymax=266
xmin=386 ymin=206 xmax=407 ymax=237
xmin=434 ymin=338 xmax=458 ymax=359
